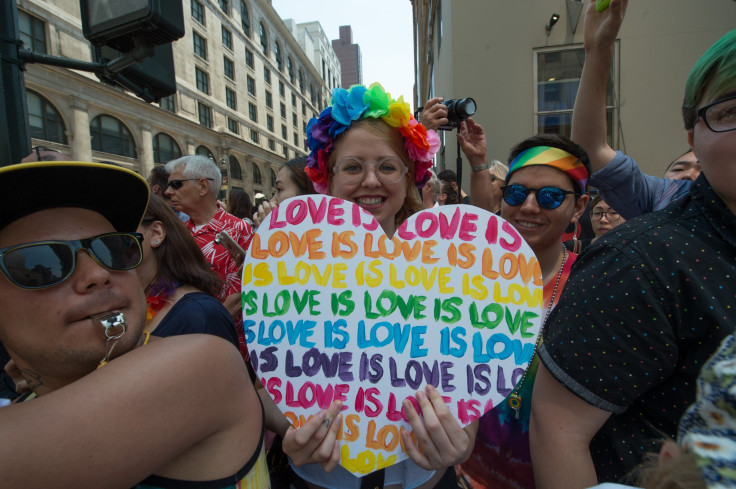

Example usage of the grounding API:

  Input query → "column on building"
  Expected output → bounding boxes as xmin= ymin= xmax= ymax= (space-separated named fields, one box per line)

xmin=140 ymin=124 xmax=154 ymax=176
xmin=71 ymin=98 xmax=91 ymax=161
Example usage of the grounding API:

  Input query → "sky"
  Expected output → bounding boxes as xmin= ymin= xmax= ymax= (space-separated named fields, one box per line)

xmin=270 ymin=0 xmax=415 ymax=108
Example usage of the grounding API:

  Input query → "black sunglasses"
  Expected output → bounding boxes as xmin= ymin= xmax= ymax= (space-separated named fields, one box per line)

xmin=0 ymin=233 xmax=143 ymax=289
xmin=33 ymin=146 xmax=60 ymax=161
xmin=167 ymin=178 xmax=214 ymax=190
xmin=501 ymin=184 xmax=577 ymax=210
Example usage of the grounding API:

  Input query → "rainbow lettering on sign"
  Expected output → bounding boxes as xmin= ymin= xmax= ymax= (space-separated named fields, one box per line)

xmin=243 ymin=195 xmax=542 ymax=476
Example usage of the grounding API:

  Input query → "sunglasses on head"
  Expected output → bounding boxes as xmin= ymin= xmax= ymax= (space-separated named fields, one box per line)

xmin=501 ymin=184 xmax=577 ymax=210
xmin=0 ymin=233 xmax=143 ymax=289
xmin=166 ymin=178 xmax=214 ymax=190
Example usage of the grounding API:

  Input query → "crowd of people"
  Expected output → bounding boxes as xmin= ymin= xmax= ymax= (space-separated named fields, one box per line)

xmin=1 ymin=0 xmax=735 ymax=488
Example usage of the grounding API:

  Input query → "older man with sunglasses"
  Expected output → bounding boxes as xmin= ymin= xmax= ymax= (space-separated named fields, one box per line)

xmin=164 ymin=155 xmax=253 ymax=361
xmin=0 ymin=161 xmax=267 ymax=487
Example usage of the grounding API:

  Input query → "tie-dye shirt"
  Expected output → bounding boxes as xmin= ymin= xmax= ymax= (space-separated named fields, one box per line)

xmin=458 ymin=252 xmax=578 ymax=489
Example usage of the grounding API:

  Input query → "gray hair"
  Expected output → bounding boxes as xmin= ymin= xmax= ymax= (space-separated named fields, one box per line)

xmin=488 ymin=160 xmax=509 ymax=180
xmin=166 ymin=155 xmax=222 ymax=198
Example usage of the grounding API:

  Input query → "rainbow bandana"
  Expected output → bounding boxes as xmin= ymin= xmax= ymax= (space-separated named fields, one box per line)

xmin=305 ymin=83 xmax=440 ymax=194
xmin=507 ymin=146 xmax=588 ymax=194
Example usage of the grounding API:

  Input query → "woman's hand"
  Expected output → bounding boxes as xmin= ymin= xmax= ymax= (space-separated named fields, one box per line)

xmin=282 ymin=400 xmax=343 ymax=472
xmin=401 ymin=384 xmax=478 ymax=470
xmin=253 ymin=200 xmax=277 ymax=228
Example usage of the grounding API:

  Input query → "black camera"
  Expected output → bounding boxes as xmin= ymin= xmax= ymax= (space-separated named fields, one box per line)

xmin=439 ymin=98 xmax=476 ymax=130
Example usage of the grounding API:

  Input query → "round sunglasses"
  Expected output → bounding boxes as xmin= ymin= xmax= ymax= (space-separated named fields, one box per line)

xmin=501 ymin=184 xmax=577 ymax=210
xmin=0 ymin=232 xmax=143 ymax=289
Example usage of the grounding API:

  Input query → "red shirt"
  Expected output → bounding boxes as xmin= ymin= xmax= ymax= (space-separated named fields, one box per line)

xmin=186 ymin=205 xmax=253 ymax=360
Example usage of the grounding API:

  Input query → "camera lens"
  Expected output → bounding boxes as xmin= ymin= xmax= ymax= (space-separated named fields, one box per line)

xmin=438 ymin=98 xmax=477 ymax=130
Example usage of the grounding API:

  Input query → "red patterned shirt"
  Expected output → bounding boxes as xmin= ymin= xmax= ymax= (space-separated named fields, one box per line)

xmin=186 ymin=205 xmax=253 ymax=360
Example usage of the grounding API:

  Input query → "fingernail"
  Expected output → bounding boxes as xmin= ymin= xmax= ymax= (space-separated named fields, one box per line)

xmin=416 ymin=390 xmax=425 ymax=401
xmin=426 ymin=384 xmax=436 ymax=394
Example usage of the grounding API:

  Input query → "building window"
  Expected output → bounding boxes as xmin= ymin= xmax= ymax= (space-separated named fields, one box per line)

xmin=248 ymin=102 xmax=257 ymax=122
xmin=281 ymin=124 xmax=287 ymax=139
xmin=222 ymin=26 xmax=232 ymax=50
xmin=268 ymin=138 xmax=275 ymax=150
xmin=247 ymin=76 xmax=255 ymax=96
xmin=279 ymin=81 xmax=285 ymax=98
xmin=252 ymin=162 xmax=262 ymax=184
xmin=259 ymin=22 xmax=268 ymax=55
xmin=292 ymin=112 xmax=297 ymax=126
xmin=191 ymin=0 xmax=205 ymax=25
xmin=195 ymin=67 xmax=209 ymax=94
xmin=226 ymin=87 xmax=237 ymax=110
xmin=224 ymin=56 xmax=235 ymax=80
xmin=26 ymin=90 xmax=66 ymax=143
xmin=301 ymin=102 xmax=306 ymax=116
xmin=240 ymin=1 xmax=250 ymax=36
xmin=291 ymin=93 xmax=296 ymax=106
xmin=263 ymin=66 xmax=271 ymax=85
xmin=535 ymin=46 xmax=616 ymax=142
xmin=153 ymin=132 xmax=181 ymax=163
xmin=245 ymin=48 xmax=254 ymax=69
xmin=265 ymin=90 xmax=273 ymax=108
xmin=198 ymin=102 xmax=212 ymax=128
xmin=310 ymin=84 xmax=315 ymax=103
xmin=250 ymin=129 xmax=259 ymax=143
xmin=267 ymin=114 xmax=274 ymax=132
xmin=275 ymin=41 xmax=282 ymax=70
xmin=195 ymin=145 xmax=213 ymax=158
xmin=283 ymin=145 xmax=289 ymax=158
xmin=193 ymin=32 xmax=207 ymax=60
xmin=219 ymin=0 xmax=229 ymax=12
xmin=18 ymin=11 xmax=46 ymax=53
xmin=227 ymin=117 xmax=239 ymax=134
xmin=294 ymin=133 xmax=300 ymax=146
xmin=90 ymin=115 xmax=136 ymax=157
xmin=159 ymin=94 xmax=176 ymax=113
xmin=280 ymin=102 xmax=286 ymax=119
xmin=287 ymin=57 xmax=294 ymax=84
xmin=298 ymin=69 xmax=304 ymax=93
xmin=229 ymin=156 xmax=242 ymax=179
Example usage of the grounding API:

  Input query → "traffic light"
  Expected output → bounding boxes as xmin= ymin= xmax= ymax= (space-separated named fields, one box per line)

xmin=80 ymin=0 xmax=184 ymax=53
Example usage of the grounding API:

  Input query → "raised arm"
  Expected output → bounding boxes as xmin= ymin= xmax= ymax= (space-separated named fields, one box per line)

xmin=571 ymin=0 xmax=628 ymax=173
xmin=457 ymin=118 xmax=495 ymax=212
xmin=529 ymin=363 xmax=612 ymax=489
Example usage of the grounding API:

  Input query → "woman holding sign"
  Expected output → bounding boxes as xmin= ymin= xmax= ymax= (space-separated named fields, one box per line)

xmin=457 ymin=134 xmax=590 ymax=489
xmin=275 ymin=83 xmax=475 ymax=489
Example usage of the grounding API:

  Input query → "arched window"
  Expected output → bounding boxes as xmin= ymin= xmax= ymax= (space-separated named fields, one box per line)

xmin=270 ymin=168 xmax=276 ymax=186
xmin=195 ymin=145 xmax=213 ymax=158
xmin=259 ymin=22 xmax=267 ymax=55
xmin=152 ymin=133 xmax=181 ymax=163
xmin=90 ymin=115 xmax=136 ymax=157
xmin=287 ymin=57 xmax=294 ymax=84
xmin=275 ymin=41 xmax=282 ymax=70
xmin=26 ymin=89 xmax=67 ymax=144
xmin=240 ymin=1 xmax=250 ymax=35
xmin=230 ymin=155 xmax=242 ymax=179
xmin=252 ymin=162 xmax=262 ymax=184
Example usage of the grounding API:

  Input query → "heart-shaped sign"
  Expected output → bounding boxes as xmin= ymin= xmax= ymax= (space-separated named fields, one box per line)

xmin=243 ymin=195 xmax=543 ymax=476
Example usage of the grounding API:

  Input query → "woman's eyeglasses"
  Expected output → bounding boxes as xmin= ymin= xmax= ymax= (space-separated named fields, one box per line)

xmin=333 ymin=157 xmax=408 ymax=185
xmin=591 ymin=209 xmax=621 ymax=221
xmin=167 ymin=178 xmax=214 ymax=190
xmin=501 ymin=184 xmax=576 ymax=210
xmin=0 ymin=233 xmax=143 ymax=289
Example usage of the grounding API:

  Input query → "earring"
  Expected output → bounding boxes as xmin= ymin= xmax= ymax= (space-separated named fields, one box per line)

xmin=153 ymin=240 xmax=160 ymax=246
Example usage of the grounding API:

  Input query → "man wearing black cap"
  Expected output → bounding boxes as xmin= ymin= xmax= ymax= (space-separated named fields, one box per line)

xmin=0 ymin=162 xmax=266 ymax=487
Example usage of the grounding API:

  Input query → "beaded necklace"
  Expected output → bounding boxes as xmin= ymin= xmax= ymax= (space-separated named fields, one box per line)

xmin=507 ymin=245 xmax=568 ymax=419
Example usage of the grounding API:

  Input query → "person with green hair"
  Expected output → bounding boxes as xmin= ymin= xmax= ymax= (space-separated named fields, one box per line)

xmin=529 ymin=25 xmax=736 ymax=489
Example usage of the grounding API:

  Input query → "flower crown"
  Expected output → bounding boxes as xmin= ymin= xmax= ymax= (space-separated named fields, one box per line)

xmin=305 ymin=83 xmax=440 ymax=194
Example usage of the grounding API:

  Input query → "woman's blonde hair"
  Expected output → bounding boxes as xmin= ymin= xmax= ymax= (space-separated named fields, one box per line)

xmin=329 ymin=118 xmax=423 ymax=229
xmin=636 ymin=445 xmax=706 ymax=489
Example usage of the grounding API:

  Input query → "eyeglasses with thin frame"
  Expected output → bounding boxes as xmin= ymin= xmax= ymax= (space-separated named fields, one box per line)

xmin=591 ymin=209 xmax=621 ymax=221
xmin=695 ymin=95 xmax=736 ymax=133
xmin=333 ymin=156 xmax=408 ymax=185
xmin=33 ymin=146 xmax=59 ymax=161
xmin=167 ymin=178 xmax=214 ymax=190
xmin=0 ymin=232 xmax=143 ymax=289
xmin=501 ymin=184 xmax=577 ymax=210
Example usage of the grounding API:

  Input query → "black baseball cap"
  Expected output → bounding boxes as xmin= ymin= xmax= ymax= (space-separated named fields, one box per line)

xmin=0 ymin=161 xmax=149 ymax=232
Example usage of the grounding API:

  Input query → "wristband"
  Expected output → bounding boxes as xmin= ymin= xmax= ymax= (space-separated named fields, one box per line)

xmin=471 ymin=162 xmax=491 ymax=172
